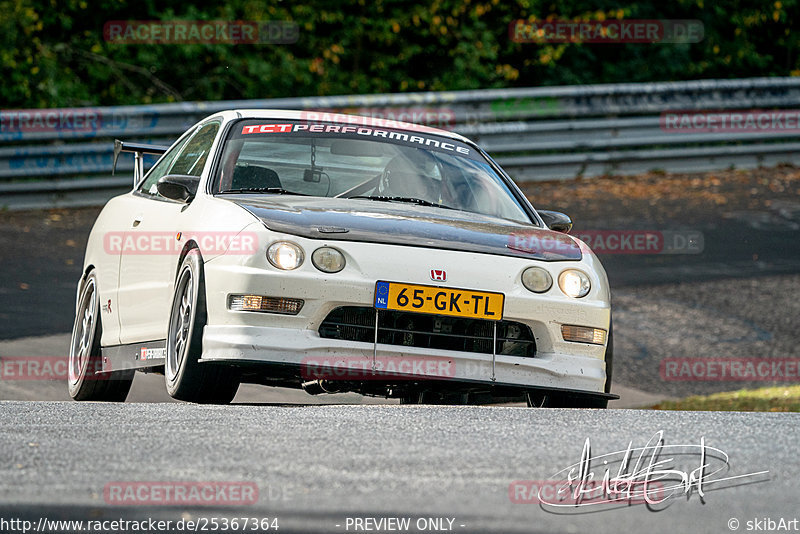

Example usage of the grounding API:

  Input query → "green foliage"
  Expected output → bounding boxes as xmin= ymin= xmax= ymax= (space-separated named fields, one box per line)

xmin=1 ymin=0 xmax=798 ymax=108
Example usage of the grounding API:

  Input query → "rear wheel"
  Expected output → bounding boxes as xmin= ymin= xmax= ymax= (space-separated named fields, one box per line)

xmin=68 ymin=272 xmax=134 ymax=401
xmin=165 ymin=250 xmax=239 ymax=404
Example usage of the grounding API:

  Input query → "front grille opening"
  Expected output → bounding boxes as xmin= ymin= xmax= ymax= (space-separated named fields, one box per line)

xmin=319 ymin=306 xmax=536 ymax=357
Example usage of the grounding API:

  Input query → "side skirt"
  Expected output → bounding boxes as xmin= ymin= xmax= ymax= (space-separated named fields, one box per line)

xmin=100 ymin=340 xmax=167 ymax=373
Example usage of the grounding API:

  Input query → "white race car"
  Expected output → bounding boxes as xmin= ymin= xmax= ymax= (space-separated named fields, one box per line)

xmin=68 ymin=110 xmax=614 ymax=407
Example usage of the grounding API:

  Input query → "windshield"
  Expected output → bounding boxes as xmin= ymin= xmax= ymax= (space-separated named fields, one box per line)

xmin=213 ymin=119 xmax=533 ymax=224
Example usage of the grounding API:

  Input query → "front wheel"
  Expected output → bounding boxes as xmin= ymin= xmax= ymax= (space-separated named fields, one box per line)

xmin=68 ymin=272 xmax=134 ymax=401
xmin=165 ymin=250 xmax=239 ymax=404
xmin=604 ymin=320 xmax=614 ymax=394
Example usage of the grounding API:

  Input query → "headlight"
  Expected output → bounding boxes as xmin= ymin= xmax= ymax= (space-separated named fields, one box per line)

xmin=267 ymin=241 xmax=304 ymax=270
xmin=312 ymin=247 xmax=346 ymax=273
xmin=558 ymin=269 xmax=591 ymax=298
xmin=521 ymin=267 xmax=552 ymax=293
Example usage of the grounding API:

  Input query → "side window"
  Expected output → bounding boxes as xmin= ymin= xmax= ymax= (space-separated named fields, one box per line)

xmin=137 ymin=130 xmax=195 ymax=197
xmin=169 ymin=122 xmax=221 ymax=176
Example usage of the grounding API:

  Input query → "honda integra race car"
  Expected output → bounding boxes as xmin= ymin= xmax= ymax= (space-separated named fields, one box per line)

xmin=68 ymin=110 xmax=614 ymax=407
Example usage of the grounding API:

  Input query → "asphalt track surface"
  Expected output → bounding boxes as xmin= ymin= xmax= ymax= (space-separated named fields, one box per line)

xmin=0 ymin=402 xmax=795 ymax=533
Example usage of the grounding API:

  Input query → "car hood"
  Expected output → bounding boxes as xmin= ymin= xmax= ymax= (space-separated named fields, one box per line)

xmin=224 ymin=195 xmax=582 ymax=261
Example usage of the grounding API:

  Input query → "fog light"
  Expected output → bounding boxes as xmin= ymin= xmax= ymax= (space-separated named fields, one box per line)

xmin=558 ymin=269 xmax=591 ymax=298
xmin=561 ymin=324 xmax=606 ymax=345
xmin=228 ymin=295 xmax=304 ymax=315
xmin=521 ymin=266 xmax=552 ymax=293
xmin=267 ymin=241 xmax=304 ymax=270
xmin=312 ymin=247 xmax=346 ymax=273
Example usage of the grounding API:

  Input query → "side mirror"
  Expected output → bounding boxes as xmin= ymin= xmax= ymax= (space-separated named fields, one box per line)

xmin=538 ymin=210 xmax=573 ymax=233
xmin=157 ymin=174 xmax=200 ymax=202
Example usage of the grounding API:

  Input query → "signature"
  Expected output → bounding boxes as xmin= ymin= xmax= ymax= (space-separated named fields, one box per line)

xmin=537 ymin=430 xmax=769 ymax=510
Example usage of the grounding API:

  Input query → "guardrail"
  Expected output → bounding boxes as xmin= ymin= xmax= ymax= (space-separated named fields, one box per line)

xmin=2 ymin=77 xmax=800 ymax=210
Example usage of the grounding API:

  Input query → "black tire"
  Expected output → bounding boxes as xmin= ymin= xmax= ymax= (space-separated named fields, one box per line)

xmin=400 ymin=391 xmax=470 ymax=405
xmin=68 ymin=272 xmax=134 ymax=402
xmin=604 ymin=320 xmax=614 ymax=394
xmin=400 ymin=393 xmax=419 ymax=404
xmin=399 ymin=392 xmax=421 ymax=404
xmin=165 ymin=250 xmax=240 ymax=404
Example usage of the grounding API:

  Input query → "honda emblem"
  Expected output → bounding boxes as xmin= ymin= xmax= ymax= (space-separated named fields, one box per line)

xmin=430 ymin=269 xmax=447 ymax=281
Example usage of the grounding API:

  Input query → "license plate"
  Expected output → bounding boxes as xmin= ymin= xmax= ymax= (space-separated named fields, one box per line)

xmin=374 ymin=281 xmax=504 ymax=321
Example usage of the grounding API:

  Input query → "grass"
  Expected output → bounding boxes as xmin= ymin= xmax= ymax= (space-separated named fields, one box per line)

xmin=651 ymin=385 xmax=800 ymax=412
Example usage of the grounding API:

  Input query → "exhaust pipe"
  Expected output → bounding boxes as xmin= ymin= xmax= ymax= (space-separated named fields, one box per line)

xmin=301 ymin=379 xmax=343 ymax=395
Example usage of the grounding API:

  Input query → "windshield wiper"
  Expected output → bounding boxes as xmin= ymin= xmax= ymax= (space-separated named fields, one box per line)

xmin=348 ymin=195 xmax=454 ymax=209
xmin=221 ymin=187 xmax=308 ymax=196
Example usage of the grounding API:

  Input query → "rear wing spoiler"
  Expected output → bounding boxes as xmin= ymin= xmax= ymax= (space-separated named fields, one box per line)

xmin=113 ymin=139 xmax=169 ymax=187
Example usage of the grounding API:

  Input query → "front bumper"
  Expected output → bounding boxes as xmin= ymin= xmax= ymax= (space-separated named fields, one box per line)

xmin=201 ymin=234 xmax=613 ymax=396
xmin=202 ymin=324 xmax=610 ymax=395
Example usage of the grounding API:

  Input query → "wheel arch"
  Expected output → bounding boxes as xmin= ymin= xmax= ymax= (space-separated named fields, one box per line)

xmin=74 ymin=264 xmax=96 ymax=312
xmin=174 ymin=241 xmax=203 ymax=281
